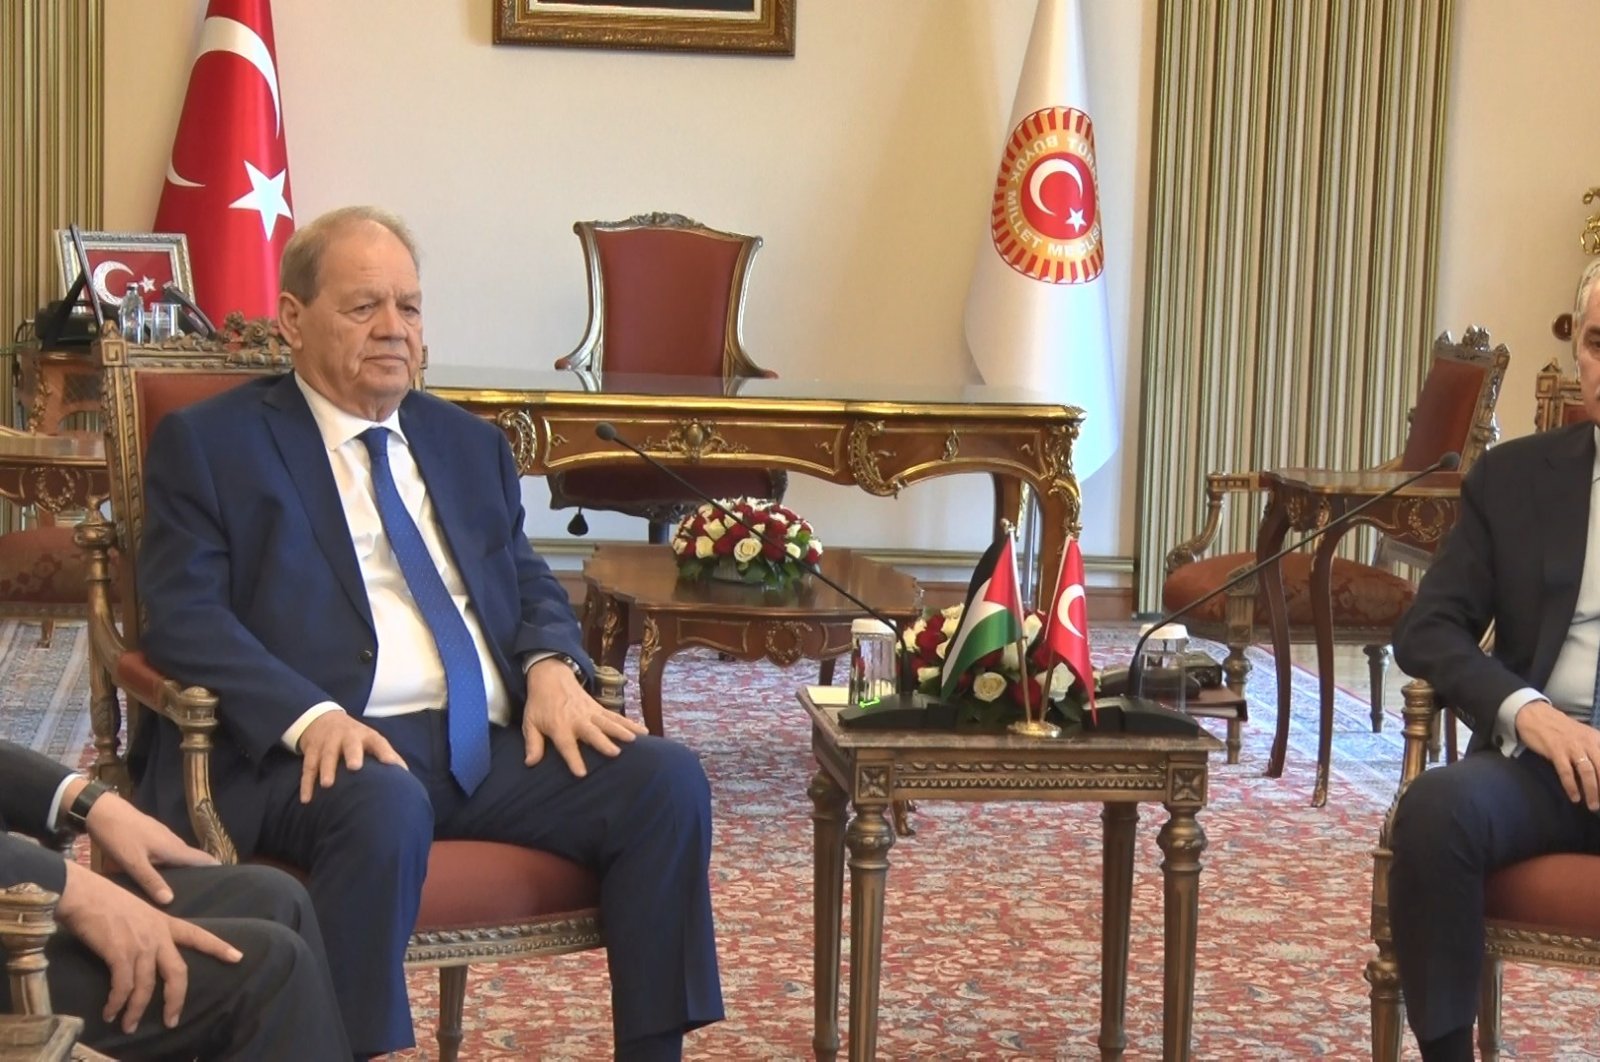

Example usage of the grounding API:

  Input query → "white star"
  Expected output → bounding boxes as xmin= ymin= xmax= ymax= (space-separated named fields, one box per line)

xmin=1067 ymin=208 xmax=1086 ymax=233
xmin=229 ymin=161 xmax=293 ymax=239
xmin=139 ymin=276 xmax=156 ymax=294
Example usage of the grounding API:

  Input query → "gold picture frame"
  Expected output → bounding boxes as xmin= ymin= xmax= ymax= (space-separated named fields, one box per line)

xmin=493 ymin=0 xmax=795 ymax=56
xmin=54 ymin=229 xmax=196 ymax=307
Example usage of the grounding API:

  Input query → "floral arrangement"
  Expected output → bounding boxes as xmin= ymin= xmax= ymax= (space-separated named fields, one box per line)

xmin=902 ymin=605 xmax=1087 ymax=725
xmin=671 ymin=498 xmax=823 ymax=593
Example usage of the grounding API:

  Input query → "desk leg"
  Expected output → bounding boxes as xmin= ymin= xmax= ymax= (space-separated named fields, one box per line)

xmin=1099 ymin=803 xmax=1137 ymax=1060
xmin=1310 ymin=533 xmax=1342 ymax=808
xmin=845 ymin=798 xmax=895 ymax=1062
xmin=810 ymin=770 xmax=848 ymax=1062
xmin=1257 ymin=495 xmax=1294 ymax=779
xmin=638 ymin=615 xmax=670 ymax=737
xmin=1158 ymin=803 xmax=1207 ymax=1062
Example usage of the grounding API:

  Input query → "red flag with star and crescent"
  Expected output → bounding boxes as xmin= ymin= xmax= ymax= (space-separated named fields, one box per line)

xmin=1042 ymin=537 xmax=1096 ymax=719
xmin=154 ymin=0 xmax=294 ymax=323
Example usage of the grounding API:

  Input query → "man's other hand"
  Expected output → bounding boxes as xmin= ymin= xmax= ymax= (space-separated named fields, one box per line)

xmin=297 ymin=711 xmax=407 ymax=803
xmin=522 ymin=657 xmax=646 ymax=777
xmin=1517 ymin=699 xmax=1600 ymax=810
xmin=56 ymin=861 xmax=241 ymax=1033
xmin=78 ymin=788 xmax=217 ymax=906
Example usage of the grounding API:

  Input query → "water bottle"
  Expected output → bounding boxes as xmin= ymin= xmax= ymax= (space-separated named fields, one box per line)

xmin=117 ymin=284 xmax=144 ymax=341
xmin=848 ymin=618 xmax=897 ymax=705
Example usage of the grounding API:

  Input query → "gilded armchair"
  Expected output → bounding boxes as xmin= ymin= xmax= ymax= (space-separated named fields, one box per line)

xmin=550 ymin=212 xmax=787 ymax=542
xmin=1161 ymin=327 xmax=1508 ymax=752
xmin=74 ymin=325 xmax=605 ymax=1062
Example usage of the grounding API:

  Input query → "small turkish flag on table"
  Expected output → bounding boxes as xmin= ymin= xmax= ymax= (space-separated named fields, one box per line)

xmin=154 ymin=0 xmax=294 ymax=323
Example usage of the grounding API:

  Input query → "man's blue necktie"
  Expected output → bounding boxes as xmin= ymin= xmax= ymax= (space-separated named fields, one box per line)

xmin=359 ymin=427 xmax=491 ymax=794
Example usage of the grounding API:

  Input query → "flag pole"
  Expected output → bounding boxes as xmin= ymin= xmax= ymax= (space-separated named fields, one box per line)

xmin=1006 ymin=519 xmax=1060 ymax=739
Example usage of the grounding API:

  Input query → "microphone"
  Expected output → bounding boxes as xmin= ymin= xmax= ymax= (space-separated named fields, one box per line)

xmin=1101 ymin=451 xmax=1462 ymax=736
xmin=593 ymin=422 xmax=951 ymax=729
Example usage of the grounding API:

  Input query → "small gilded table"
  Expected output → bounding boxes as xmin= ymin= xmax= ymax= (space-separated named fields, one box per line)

xmin=1255 ymin=467 xmax=1461 ymax=806
xmin=583 ymin=545 xmax=923 ymax=737
xmin=802 ymin=690 xmax=1222 ymax=1062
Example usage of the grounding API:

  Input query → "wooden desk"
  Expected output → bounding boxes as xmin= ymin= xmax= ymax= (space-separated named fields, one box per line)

xmin=802 ymin=689 xmax=1222 ymax=1061
xmin=1255 ymin=467 xmax=1461 ymax=806
xmin=0 ymin=431 xmax=108 ymax=515
xmin=583 ymin=544 xmax=923 ymax=736
xmin=428 ymin=369 xmax=1085 ymax=607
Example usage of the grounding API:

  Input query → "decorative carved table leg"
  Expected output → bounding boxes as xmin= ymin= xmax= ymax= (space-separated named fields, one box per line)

xmin=1365 ymin=643 xmax=1390 ymax=733
xmin=1309 ymin=534 xmax=1342 ymax=808
xmin=845 ymin=791 xmax=895 ymax=1062
xmin=637 ymin=614 xmax=672 ymax=737
xmin=810 ymin=771 xmax=848 ymax=1062
xmin=1099 ymin=802 xmax=1137 ymax=1060
xmin=1256 ymin=496 xmax=1294 ymax=780
xmin=1158 ymin=803 xmax=1207 ymax=1061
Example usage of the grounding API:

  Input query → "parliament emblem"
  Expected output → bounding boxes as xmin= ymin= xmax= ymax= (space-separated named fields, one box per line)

xmin=988 ymin=106 xmax=1104 ymax=285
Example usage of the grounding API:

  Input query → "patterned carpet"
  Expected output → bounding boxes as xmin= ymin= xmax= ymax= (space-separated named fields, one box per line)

xmin=9 ymin=621 xmax=1600 ymax=1059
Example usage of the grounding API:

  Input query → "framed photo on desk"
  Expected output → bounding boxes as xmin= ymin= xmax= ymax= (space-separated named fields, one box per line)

xmin=53 ymin=230 xmax=194 ymax=309
xmin=493 ymin=0 xmax=795 ymax=56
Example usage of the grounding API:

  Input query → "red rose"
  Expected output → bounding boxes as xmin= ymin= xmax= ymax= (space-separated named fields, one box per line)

xmin=713 ymin=535 xmax=736 ymax=556
xmin=763 ymin=539 xmax=785 ymax=561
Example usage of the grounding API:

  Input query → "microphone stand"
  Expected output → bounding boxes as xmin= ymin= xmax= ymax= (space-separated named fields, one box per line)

xmin=1100 ymin=451 xmax=1462 ymax=736
xmin=594 ymin=423 xmax=953 ymax=729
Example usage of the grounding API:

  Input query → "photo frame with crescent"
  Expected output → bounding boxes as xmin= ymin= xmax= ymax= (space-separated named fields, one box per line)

xmin=493 ymin=0 xmax=795 ymax=56
xmin=53 ymin=230 xmax=195 ymax=311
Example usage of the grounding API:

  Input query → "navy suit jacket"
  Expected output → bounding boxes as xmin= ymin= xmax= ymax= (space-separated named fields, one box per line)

xmin=0 ymin=739 xmax=75 ymax=893
xmin=134 ymin=374 xmax=591 ymax=854
xmin=1393 ymin=422 xmax=1595 ymax=748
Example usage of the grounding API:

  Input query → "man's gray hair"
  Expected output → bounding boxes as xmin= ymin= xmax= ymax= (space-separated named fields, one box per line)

xmin=279 ymin=206 xmax=420 ymax=303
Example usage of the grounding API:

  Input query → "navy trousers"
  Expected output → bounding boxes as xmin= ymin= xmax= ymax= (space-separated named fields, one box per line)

xmin=1389 ymin=748 xmax=1600 ymax=1041
xmin=250 ymin=715 xmax=722 ymax=1056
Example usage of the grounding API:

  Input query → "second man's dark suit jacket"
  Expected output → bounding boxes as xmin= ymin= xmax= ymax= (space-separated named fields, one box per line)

xmin=1394 ymin=421 xmax=1596 ymax=748
xmin=134 ymin=374 xmax=592 ymax=855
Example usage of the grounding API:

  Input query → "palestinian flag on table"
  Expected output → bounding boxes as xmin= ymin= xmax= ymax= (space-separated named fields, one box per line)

xmin=940 ymin=534 xmax=1026 ymax=700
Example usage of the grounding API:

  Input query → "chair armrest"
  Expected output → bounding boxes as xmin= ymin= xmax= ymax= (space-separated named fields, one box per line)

xmin=74 ymin=517 xmax=238 ymax=866
xmin=1164 ymin=472 xmax=1261 ymax=576
xmin=0 ymin=883 xmax=59 ymax=1017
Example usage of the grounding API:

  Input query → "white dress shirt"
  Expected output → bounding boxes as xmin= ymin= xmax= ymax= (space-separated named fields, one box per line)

xmin=282 ymin=374 xmax=516 ymax=749
xmin=1493 ymin=426 xmax=1600 ymax=755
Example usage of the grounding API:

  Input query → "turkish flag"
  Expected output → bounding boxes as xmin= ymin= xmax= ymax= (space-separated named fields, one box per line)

xmin=154 ymin=0 xmax=294 ymax=323
xmin=1041 ymin=537 xmax=1096 ymax=716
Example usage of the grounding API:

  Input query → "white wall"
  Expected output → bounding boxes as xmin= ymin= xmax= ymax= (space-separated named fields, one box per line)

xmin=102 ymin=0 xmax=1151 ymax=576
xmin=103 ymin=0 xmax=1589 ymax=583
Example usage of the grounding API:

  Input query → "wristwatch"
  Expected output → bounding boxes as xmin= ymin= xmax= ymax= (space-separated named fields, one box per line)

xmin=63 ymin=779 xmax=111 ymax=834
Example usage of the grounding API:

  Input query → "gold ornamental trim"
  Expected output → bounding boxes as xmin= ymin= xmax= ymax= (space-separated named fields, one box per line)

xmin=639 ymin=419 xmax=748 ymax=462
xmin=895 ymin=761 xmax=1167 ymax=792
xmin=847 ymin=421 xmax=906 ymax=497
xmin=495 ymin=410 xmax=538 ymax=471
xmin=1486 ymin=926 xmax=1600 ymax=969
xmin=405 ymin=915 xmax=603 ymax=965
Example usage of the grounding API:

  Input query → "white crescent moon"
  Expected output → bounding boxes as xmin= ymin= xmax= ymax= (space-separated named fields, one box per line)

xmin=166 ymin=16 xmax=282 ymax=190
xmin=1027 ymin=158 xmax=1084 ymax=217
xmin=1057 ymin=584 xmax=1087 ymax=639
xmin=91 ymin=261 xmax=133 ymax=304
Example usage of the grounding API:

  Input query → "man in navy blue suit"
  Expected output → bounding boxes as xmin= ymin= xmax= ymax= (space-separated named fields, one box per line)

xmin=133 ymin=205 xmax=723 ymax=1059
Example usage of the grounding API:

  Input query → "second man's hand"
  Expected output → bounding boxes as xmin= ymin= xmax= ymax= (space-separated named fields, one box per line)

xmin=296 ymin=711 xmax=407 ymax=803
xmin=1516 ymin=699 xmax=1600 ymax=810
xmin=522 ymin=657 xmax=647 ymax=777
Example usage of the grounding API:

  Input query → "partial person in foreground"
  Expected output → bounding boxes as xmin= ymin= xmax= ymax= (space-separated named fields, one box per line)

xmin=131 ymin=205 xmax=722 ymax=1058
xmin=0 ymin=738 xmax=348 ymax=1060
xmin=1390 ymin=256 xmax=1600 ymax=1062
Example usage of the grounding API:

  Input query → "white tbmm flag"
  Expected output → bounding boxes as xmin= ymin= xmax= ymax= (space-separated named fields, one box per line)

xmin=964 ymin=0 xmax=1118 ymax=480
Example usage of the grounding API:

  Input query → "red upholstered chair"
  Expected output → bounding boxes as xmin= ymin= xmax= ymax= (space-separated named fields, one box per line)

xmin=1161 ymin=328 xmax=1509 ymax=754
xmin=1534 ymin=357 xmax=1586 ymax=432
xmin=75 ymin=323 xmax=603 ymax=1062
xmin=550 ymin=212 xmax=786 ymax=542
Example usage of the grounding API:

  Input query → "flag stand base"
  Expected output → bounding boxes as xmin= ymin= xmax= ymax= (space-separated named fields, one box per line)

xmin=1008 ymin=718 xmax=1061 ymax=738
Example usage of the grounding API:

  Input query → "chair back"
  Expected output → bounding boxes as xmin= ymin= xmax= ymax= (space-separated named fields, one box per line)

xmin=1396 ymin=326 xmax=1510 ymax=473
xmin=1534 ymin=357 xmax=1588 ymax=433
xmin=555 ymin=212 xmax=773 ymax=380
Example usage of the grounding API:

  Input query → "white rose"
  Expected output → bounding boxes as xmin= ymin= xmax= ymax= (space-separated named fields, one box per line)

xmin=902 ymin=627 xmax=919 ymax=652
xmin=695 ymin=537 xmax=715 ymax=559
xmin=733 ymin=537 xmax=763 ymax=563
xmin=972 ymin=672 xmax=1008 ymax=702
xmin=705 ymin=519 xmax=725 ymax=541
xmin=671 ymin=536 xmax=688 ymax=556
xmin=785 ymin=542 xmax=801 ymax=559
xmin=936 ymin=639 xmax=949 ymax=660
xmin=916 ymin=665 xmax=942 ymax=687
xmin=1023 ymin=613 xmax=1043 ymax=643
xmin=1000 ymin=643 xmax=1021 ymax=674
xmin=750 ymin=522 xmax=767 ymax=538
xmin=941 ymin=605 xmax=964 ymax=622
xmin=1047 ymin=663 xmax=1072 ymax=698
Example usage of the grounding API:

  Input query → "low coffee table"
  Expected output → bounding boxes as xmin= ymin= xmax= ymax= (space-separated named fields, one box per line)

xmin=582 ymin=544 xmax=924 ymax=736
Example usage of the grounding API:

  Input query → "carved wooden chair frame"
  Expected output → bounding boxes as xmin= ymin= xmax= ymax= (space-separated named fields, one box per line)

xmin=74 ymin=323 xmax=605 ymax=1060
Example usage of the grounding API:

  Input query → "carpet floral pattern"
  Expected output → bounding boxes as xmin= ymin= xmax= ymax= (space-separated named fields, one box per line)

xmin=8 ymin=621 xmax=1600 ymax=1059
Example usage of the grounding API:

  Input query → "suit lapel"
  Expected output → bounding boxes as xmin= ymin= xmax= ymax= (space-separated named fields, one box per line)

xmin=262 ymin=376 xmax=375 ymax=627
xmin=1531 ymin=425 xmax=1595 ymax=685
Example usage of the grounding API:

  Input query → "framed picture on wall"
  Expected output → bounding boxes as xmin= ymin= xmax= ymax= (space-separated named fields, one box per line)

xmin=53 ymin=230 xmax=195 ymax=309
xmin=493 ymin=0 xmax=795 ymax=56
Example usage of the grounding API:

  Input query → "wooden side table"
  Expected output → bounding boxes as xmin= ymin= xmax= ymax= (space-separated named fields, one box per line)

xmin=803 ymin=689 xmax=1223 ymax=1061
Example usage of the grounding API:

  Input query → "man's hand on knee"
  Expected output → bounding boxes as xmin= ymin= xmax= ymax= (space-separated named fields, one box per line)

xmin=297 ymin=712 xmax=408 ymax=803
xmin=1517 ymin=700 xmax=1600 ymax=810
xmin=522 ymin=657 xmax=647 ymax=777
